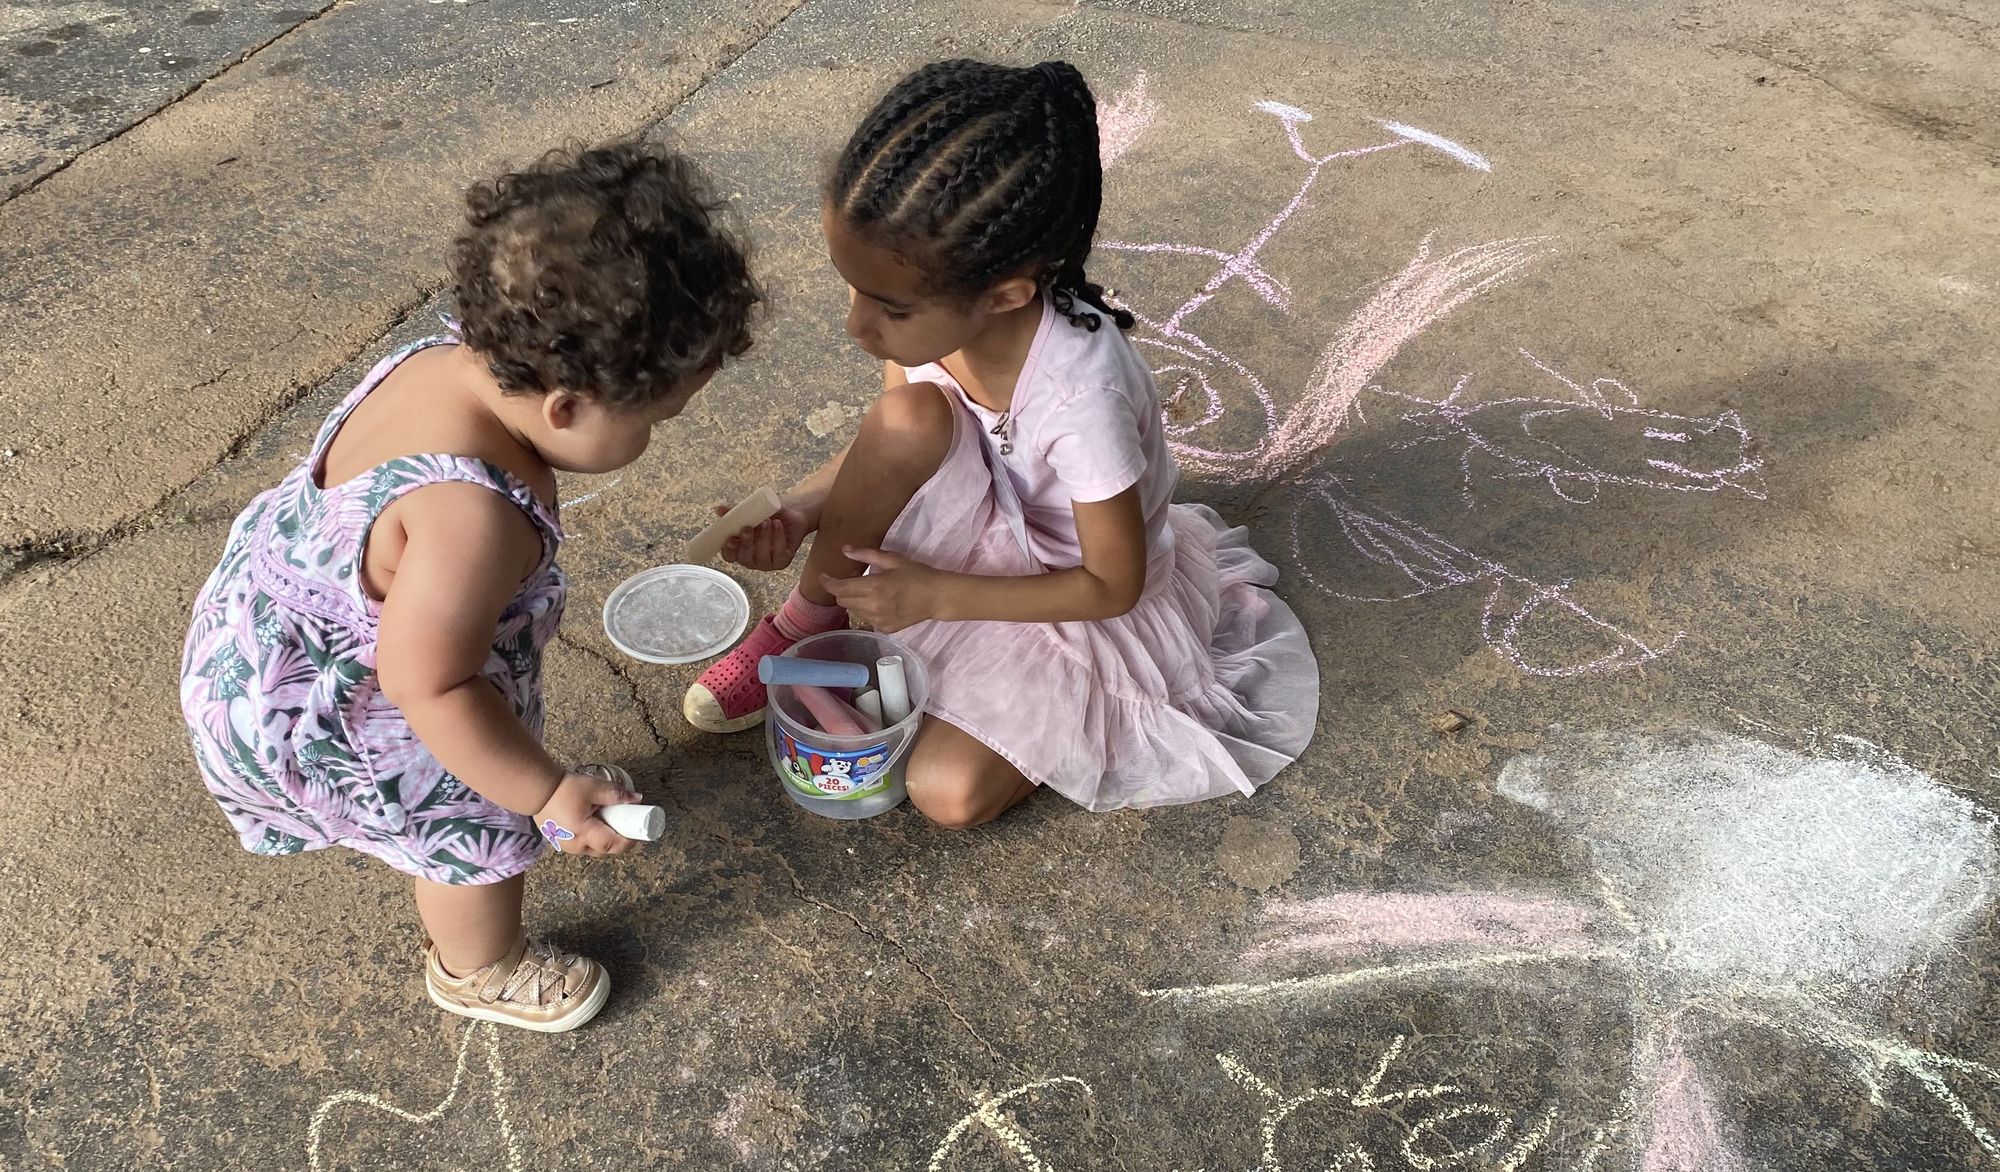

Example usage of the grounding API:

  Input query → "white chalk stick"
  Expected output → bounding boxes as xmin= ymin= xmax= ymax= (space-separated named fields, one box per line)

xmin=601 ymin=803 xmax=665 ymax=841
xmin=877 ymin=656 xmax=912 ymax=725
xmin=685 ymin=486 xmax=783 ymax=564
xmin=855 ymin=689 xmax=885 ymax=729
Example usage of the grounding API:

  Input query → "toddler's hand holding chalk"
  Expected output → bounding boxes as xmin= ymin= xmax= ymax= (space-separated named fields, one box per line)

xmin=575 ymin=763 xmax=663 ymax=842
xmin=600 ymin=802 xmax=666 ymax=841
xmin=534 ymin=768 xmax=642 ymax=858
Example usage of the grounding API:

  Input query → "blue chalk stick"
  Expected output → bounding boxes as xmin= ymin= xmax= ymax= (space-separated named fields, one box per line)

xmin=758 ymin=656 xmax=872 ymax=688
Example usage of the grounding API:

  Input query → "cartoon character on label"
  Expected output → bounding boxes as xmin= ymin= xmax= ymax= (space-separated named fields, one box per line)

xmin=817 ymin=757 xmax=856 ymax=794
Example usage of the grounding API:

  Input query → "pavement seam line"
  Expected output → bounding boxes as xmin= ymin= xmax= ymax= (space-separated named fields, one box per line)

xmin=758 ymin=842 xmax=1024 ymax=1079
xmin=0 ymin=310 xmax=364 ymax=591
xmin=2 ymin=0 xmax=818 ymax=582
xmin=633 ymin=0 xmax=815 ymax=140
xmin=2 ymin=0 xmax=348 ymax=206
xmin=550 ymin=629 xmax=671 ymax=751
xmin=204 ymin=321 xmax=334 ymax=465
xmin=1713 ymin=40 xmax=1996 ymax=157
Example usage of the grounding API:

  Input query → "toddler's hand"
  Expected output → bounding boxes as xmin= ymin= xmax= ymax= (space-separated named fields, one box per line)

xmin=719 ymin=500 xmax=814 ymax=572
xmin=820 ymin=547 xmax=942 ymax=633
xmin=533 ymin=770 xmax=641 ymax=858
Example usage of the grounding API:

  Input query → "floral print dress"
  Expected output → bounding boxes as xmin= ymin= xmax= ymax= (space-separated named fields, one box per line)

xmin=180 ymin=337 xmax=562 ymax=885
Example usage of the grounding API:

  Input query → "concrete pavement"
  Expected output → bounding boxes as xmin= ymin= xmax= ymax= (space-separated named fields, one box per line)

xmin=4 ymin=0 xmax=1998 ymax=1168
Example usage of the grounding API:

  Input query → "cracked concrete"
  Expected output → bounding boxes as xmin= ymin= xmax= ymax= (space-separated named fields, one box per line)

xmin=0 ymin=0 xmax=811 ymax=548
xmin=0 ymin=0 xmax=342 ymax=198
xmin=6 ymin=0 xmax=2000 ymax=1168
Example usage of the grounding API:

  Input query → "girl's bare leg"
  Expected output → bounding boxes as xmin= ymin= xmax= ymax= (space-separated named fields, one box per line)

xmin=798 ymin=382 xmax=955 ymax=605
xmin=906 ymin=716 xmax=1036 ymax=830
xmin=415 ymin=873 xmax=524 ymax=975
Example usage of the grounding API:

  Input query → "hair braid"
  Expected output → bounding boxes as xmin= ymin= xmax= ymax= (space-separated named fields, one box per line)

xmin=1033 ymin=62 xmax=1133 ymax=331
xmin=826 ymin=58 xmax=1133 ymax=332
xmin=830 ymin=62 xmax=975 ymax=214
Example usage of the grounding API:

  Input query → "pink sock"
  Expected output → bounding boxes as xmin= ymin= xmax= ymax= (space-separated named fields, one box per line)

xmin=773 ymin=588 xmax=847 ymax=641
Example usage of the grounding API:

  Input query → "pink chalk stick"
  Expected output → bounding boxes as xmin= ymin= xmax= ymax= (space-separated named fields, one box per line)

xmin=794 ymin=686 xmax=877 ymax=735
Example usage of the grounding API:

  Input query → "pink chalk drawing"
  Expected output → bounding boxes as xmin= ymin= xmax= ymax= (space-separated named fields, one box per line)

xmin=1639 ymin=1027 xmax=1746 ymax=1172
xmin=1242 ymin=892 xmax=1600 ymax=967
xmin=1146 ymin=730 xmax=2000 ymax=1170
xmin=1096 ymin=72 xmax=1162 ymax=167
xmin=1286 ymin=477 xmax=1684 ymax=677
xmin=1097 ymin=97 xmax=1762 ymax=677
xmin=1101 ymin=101 xmax=1527 ymax=480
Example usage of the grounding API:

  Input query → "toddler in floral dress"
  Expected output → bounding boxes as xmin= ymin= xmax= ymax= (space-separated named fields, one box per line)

xmin=181 ymin=141 xmax=760 ymax=1031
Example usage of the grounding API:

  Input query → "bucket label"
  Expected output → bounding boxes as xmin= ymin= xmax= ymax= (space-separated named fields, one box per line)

xmin=775 ymin=726 xmax=895 ymax=799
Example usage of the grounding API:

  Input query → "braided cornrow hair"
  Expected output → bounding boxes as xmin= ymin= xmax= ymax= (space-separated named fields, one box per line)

xmin=827 ymin=58 xmax=1134 ymax=333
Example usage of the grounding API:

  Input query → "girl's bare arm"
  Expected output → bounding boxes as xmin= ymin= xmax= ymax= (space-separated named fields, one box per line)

xmin=829 ymin=487 xmax=1149 ymax=628
xmin=373 ymin=484 xmax=562 ymax=815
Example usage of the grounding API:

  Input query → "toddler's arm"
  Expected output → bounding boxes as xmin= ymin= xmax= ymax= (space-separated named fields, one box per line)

xmin=375 ymin=484 xmax=635 ymax=853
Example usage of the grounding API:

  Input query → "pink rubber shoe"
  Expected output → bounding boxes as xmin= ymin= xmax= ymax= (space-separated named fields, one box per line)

xmin=682 ymin=616 xmax=796 ymax=734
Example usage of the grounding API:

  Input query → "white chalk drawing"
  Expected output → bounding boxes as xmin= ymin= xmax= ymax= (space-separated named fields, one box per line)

xmin=561 ymin=472 xmax=625 ymax=511
xmin=306 ymin=1022 xmax=523 ymax=1172
xmin=1217 ymin=1038 xmax=1580 ymax=1172
xmin=927 ymin=1076 xmax=1094 ymax=1172
xmin=1147 ymin=729 xmax=2000 ymax=1169
xmin=925 ymin=1039 xmax=1616 ymax=1172
xmin=1101 ymin=97 xmax=1765 ymax=676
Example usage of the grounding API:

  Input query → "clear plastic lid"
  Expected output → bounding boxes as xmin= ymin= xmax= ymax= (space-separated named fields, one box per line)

xmin=601 ymin=565 xmax=750 ymax=665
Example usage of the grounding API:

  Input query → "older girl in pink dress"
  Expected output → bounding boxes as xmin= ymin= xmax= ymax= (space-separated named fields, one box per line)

xmin=685 ymin=60 xmax=1319 ymax=826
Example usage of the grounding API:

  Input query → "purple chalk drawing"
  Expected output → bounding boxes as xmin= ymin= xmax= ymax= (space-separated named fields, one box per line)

xmin=1373 ymin=350 xmax=1766 ymax=507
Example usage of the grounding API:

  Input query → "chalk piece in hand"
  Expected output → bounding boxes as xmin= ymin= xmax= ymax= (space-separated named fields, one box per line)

xmin=686 ymin=486 xmax=783 ymax=564
xmin=601 ymin=803 xmax=665 ymax=841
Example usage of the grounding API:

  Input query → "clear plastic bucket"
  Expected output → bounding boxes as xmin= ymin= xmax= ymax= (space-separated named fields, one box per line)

xmin=765 ymin=631 xmax=929 ymax=819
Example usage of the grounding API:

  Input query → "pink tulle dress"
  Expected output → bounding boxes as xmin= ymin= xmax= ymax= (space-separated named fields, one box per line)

xmin=886 ymin=296 xmax=1320 ymax=811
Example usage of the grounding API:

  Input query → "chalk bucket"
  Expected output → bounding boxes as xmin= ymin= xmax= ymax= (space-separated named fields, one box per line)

xmin=766 ymin=630 xmax=929 ymax=819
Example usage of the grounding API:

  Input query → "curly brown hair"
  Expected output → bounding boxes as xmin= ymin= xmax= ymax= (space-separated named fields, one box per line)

xmin=451 ymin=140 xmax=761 ymax=409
